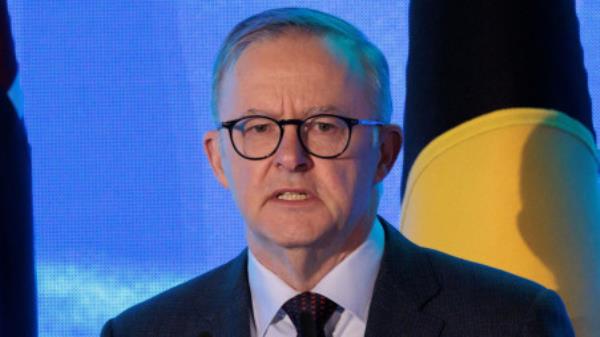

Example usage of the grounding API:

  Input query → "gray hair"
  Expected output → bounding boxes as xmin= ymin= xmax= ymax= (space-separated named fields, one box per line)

xmin=211 ymin=7 xmax=392 ymax=123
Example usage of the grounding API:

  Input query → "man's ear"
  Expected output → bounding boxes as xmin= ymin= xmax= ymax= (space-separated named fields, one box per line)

xmin=203 ymin=130 xmax=229 ymax=188
xmin=375 ymin=124 xmax=402 ymax=183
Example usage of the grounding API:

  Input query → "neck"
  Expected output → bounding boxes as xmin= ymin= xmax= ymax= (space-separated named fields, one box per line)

xmin=247 ymin=217 xmax=373 ymax=291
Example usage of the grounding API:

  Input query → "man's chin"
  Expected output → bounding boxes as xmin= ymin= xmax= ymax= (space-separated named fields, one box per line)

xmin=249 ymin=221 xmax=337 ymax=251
xmin=272 ymin=237 xmax=327 ymax=250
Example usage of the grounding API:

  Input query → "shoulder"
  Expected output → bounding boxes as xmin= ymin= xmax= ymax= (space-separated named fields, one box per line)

xmin=378 ymin=219 xmax=573 ymax=335
xmin=421 ymin=247 xmax=573 ymax=335
xmin=101 ymin=250 xmax=248 ymax=337
xmin=424 ymin=246 xmax=544 ymax=300
xmin=382 ymin=217 xmax=559 ymax=311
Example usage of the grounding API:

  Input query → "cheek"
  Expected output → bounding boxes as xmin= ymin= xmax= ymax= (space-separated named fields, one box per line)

xmin=315 ymin=159 xmax=374 ymax=217
xmin=222 ymin=148 xmax=266 ymax=210
xmin=324 ymin=139 xmax=381 ymax=215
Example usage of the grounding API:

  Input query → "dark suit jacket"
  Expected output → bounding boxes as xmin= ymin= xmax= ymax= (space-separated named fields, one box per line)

xmin=101 ymin=217 xmax=574 ymax=337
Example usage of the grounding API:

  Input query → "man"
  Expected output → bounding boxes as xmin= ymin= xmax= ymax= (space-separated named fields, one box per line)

xmin=101 ymin=7 xmax=574 ymax=337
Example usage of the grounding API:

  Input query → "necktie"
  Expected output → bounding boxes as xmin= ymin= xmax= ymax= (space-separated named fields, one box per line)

xmin=282 ymin=292 xmax=338 ymax=337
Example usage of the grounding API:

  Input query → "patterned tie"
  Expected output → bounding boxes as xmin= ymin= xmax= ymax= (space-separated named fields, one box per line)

xmin=282 ymin=292 xmax=339 ymax=337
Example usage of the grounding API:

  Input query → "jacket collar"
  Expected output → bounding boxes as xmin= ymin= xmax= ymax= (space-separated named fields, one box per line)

xmin=200 ymin=216 xmax=444 ymax=337
xmin=199 ymin=249 xmax=252 ymax=337
xmin=364 ymin=216 xmax=444 ymax=337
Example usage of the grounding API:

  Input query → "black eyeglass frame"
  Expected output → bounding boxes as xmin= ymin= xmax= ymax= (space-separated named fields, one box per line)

xmin=219 ymin=113 xmax=385 ymax=160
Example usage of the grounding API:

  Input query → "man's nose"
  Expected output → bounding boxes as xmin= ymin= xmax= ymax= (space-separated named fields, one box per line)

xmin=274 ymin=126 xmax=312 ymax=172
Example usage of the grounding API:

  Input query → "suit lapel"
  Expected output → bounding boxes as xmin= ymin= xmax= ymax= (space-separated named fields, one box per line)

xmin=199 ymin=250 xmax=252 ymax=337
xmin=364 ymin=217 xmax=445 ymax=337
xmin=195 ymin=219 xmax=444 ymax=337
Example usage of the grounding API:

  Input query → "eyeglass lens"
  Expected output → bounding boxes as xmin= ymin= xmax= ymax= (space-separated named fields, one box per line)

xmin=230 ymin=115 xmax=350 ymax=159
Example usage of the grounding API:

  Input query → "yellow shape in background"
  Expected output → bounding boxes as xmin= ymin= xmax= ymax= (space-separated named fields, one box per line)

xmin=401 ymin=107 xmax=600 ymax=336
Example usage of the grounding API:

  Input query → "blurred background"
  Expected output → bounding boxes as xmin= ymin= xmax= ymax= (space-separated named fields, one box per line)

xmin=4 ymin=1 xmax=599 ymax=336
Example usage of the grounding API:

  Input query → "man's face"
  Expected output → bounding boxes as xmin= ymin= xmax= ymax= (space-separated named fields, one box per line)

xmin=205 ymin=33 xmax=399 ymax=254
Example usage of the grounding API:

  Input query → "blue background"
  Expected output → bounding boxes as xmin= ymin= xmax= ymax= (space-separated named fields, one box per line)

xmin=5 ymin=1 xmax=599 ymax=336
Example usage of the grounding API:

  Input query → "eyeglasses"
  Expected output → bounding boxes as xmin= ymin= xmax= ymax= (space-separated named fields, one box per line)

xmin=219 ymin=113 xmax=384 ymax=160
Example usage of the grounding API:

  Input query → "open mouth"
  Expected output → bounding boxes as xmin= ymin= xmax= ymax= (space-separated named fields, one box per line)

xmin=276 ymin=191 xmax=309 ymax=201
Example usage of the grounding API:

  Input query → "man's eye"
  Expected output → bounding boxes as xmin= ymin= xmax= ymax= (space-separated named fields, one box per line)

xmin=315 ymin=122 xmax=336 ymax=132
xmin=245 ymin=123 xmax=272 ymax=133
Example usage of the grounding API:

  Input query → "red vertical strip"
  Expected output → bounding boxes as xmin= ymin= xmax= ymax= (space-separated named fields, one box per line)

xmin=0 ymin=0 xmax=16 ymax=90
xmin=0 ymin=1 xmax=37 ymax=337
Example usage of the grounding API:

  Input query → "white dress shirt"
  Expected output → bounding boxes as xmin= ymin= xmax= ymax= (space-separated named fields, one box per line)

xmin=248 ymin=218 xmax=385 ymax=337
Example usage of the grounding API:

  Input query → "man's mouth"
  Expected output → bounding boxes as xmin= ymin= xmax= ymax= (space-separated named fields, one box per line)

xmin=276 ymin=191 xmax=309 ymax=201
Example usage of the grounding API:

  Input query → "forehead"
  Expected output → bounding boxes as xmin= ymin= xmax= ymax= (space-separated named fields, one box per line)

xmin=218 ymin=33 xmax=371 ymax=119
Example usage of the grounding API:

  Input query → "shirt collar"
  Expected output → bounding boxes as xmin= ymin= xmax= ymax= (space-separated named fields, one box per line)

xmin=247 ymin=217 xmax=385 ymax=337
xmin=248 ymin=247 xmax=297 ymax=337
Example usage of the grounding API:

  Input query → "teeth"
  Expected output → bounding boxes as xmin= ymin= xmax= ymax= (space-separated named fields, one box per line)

xmin=277 ymin=192 xmax=308 ymax=201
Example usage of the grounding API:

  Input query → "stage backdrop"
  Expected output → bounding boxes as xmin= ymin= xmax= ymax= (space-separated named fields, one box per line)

xmin=5 ymin=1 xmax=599 ymax=336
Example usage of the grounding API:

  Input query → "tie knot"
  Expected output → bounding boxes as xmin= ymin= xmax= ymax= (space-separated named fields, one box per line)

xmin=282 ymin=292 xmax=338 ymax=337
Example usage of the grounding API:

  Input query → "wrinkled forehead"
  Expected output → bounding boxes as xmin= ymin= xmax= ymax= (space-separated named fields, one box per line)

xmin=219 ymin=32 xmax=371 ymax=118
